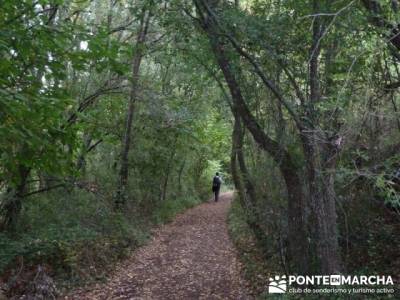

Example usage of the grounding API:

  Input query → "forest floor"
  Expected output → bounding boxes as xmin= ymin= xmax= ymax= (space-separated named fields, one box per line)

xmin=64 ymin=192 xmax=252 ymax=300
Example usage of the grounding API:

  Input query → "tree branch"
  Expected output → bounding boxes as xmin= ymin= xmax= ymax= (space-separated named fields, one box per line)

xmin=22 ymin=184 xmax=65 ymax=198
xmin=198 ymin=0 xmax=304 ymax=129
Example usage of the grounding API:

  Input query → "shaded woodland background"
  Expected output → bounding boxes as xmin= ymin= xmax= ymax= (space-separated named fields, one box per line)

xmin=0 ymin=0 xmax=399 ymax=298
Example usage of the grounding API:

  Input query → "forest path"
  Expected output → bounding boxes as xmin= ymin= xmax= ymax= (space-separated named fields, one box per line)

xmin=65 ymin=192 xmax=251 ymax=300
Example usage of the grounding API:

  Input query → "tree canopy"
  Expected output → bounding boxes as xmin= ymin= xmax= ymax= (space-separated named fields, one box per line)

xmin=0 ymin=0 xmax=399 ymax=297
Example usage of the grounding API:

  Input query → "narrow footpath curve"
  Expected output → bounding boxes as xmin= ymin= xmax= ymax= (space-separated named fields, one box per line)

xmin=66 ymin=192 xmax=252 ymax=299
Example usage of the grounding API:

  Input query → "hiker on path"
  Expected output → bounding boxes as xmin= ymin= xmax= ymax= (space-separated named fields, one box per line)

xmin=212 ymin=172 xmax=222 ymax=202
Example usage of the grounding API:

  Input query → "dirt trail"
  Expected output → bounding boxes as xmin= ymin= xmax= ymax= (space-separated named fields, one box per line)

xmin=65 ymin=192 xmax=251 ymax=300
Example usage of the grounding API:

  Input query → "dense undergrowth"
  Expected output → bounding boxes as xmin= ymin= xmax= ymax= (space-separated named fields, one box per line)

xmin=228 ymin=194 xmax=400 ymax=299
xmin=0 ymin=187 xmax=204 ymax=298
xmin=228 ymin=198 xmax=273 ymax=297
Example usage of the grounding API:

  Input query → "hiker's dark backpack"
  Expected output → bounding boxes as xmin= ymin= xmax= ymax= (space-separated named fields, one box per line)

xmin=212 ymin=176 xmax=221 ymax=191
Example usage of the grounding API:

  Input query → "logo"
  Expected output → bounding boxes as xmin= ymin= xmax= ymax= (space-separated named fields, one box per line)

xmin=268 ymin=275 xmax=287 ymax=293
xmin=266 ymin=274 xmax=394 ymax=294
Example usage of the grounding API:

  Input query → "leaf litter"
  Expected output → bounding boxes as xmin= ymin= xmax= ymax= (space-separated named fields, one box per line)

xmin=65 ymin=192 xmax=252 ymax=300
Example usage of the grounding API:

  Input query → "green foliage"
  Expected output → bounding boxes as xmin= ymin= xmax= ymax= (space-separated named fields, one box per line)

xmin=0 ymin=189 xmax=148 ymax=275
xmin=152 ymin=196 xmax=201 ymax=224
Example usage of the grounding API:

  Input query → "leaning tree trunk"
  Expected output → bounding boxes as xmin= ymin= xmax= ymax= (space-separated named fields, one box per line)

xmin=195 ymin=9 xmax=310 ymax=272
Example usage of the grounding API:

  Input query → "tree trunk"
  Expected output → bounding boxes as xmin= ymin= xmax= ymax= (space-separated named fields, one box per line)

xmin=236 ymin=123 xmax=257 ymax=208
xmin=1 ymin=166 xmax=30 ymax=231
xmin=177 ymin=159 xmax=186 ymax=195
xmin=303 ymin=138 xmax=342 ymax=274
xmin=161 ymin=141 xmax=177 ymax=202
xmin=77 ymin=134 xmax=92 ymax=173
xmin=231 ymin=109 xmax=258 ymax=221
xmin=231 ymin=113 xmax=273 ymax=256
xmin=230 ymin=115 xmax=246 ymax=207
xmin=217 ymin=52 xmax=308 ymax=273
xmin=196 ymin=12 xmax=309 ymax=272
xmin=305 ymin=1 xmax=342 ymax=273
xmin=117 ymin=9 xmax=151 ymax=206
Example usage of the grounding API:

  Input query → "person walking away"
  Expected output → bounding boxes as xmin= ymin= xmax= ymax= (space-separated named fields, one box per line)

xmin=212 ymin=172 xmax=222 ymax=202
